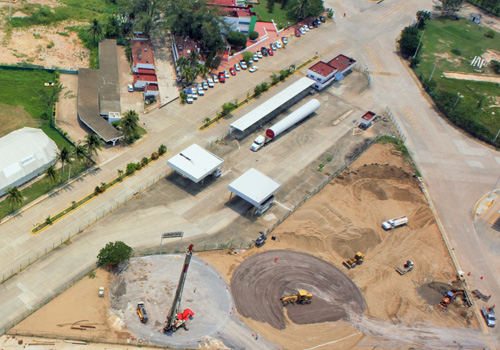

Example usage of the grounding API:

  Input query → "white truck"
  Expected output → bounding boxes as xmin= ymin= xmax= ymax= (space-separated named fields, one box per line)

xmin=250 ymin=135 xmax=270 ymax=152
xmin=382 ymin=216 xmax=408 ymax=230
xmin=482 ymin=306 xmax=496 ymax=328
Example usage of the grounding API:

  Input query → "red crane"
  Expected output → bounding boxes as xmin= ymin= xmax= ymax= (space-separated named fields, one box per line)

xmin=163 ymin=244 xmax=195 ymax=333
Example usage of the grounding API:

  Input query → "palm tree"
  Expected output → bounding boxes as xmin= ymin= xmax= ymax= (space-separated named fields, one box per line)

xmin=44 ymin=165 xmax=59 ymax=189
xmin=188 ymin=50 xmax=200 ymax=68
xmin=56 ymin=146 xmax=72 ymax=181
xmin=83 ymin=134 xmax=103 ymax=164
xmin=120 ymin=110 xmax=140 ymax=142
xmin=176 ymin=57 xmax=188 ymax=70
xmin=181 ymin=66 xmax=196 ymax=86
xmin=74 ymin=141 xmax=88 ymax=165
xmin=197 ymin=63 xmax=209 ymax=78
xmin=5 ymin=186 xmax=23 ymax=212
xmin=87 ymin=18 xmax=103 ymax=46
xmin=291 ymin=0 xmax=309 ymax=20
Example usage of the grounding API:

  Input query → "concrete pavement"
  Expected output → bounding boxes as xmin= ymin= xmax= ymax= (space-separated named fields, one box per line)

xmin=1 ymin=0 xmax=500 ymax=347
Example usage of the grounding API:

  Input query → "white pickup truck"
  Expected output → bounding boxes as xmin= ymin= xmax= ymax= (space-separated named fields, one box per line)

xmin=250 ymin=135 xmax=271 ymax=152
xmin=482 ymin=306 xmax=496 ymax=327
xmin=382 ymin=216 xmax=408 ymax=230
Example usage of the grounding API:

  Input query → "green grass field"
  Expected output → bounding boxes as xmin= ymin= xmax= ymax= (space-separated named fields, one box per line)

xmin=414 ymin=18 xmax=500 ymax=139
xmin=252 ymin=0 xmax=291 ymax=29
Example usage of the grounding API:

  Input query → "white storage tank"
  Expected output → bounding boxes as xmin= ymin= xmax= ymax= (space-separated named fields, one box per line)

xmin=266 ymin=99 xmax=320 ymax=139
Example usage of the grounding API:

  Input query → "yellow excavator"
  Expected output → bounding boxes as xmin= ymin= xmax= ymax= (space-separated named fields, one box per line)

xmin=281 ymin=290 xmax=313 ymax=306
xmin=343 ymin=252 xmax=365 ymax=269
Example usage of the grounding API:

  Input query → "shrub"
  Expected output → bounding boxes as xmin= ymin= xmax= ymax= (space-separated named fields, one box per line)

xmin=158 ymin=144 xmax=167 ymax=155
xmin=141 ymin=157 xmax=149 ymax=166
xmin=261 ymin=82 xmax=269 ymax=91
xmin=254 ymin=85 xmax=263 ymax=96
xmin=248 ymin=31 xmax=259 ymax=40
xmin=485 ymin=30 xmax=495 ymax=38
xmin=227 ymin=30 xmax=247 ymax=47
xmin=491 ymin=60 xmax=500 ymax=75
xmin=151 ymin=152 xmax=159 ymax=160
xmin=136 ymin=162 xmax=143 ymax=170
xmin=45 ymin=215 xmax=53 ymax=225
xmin=451 ymin=48 xmax=461 ymax=56
xmin=126 ymin=162 xmax=137 ymax=174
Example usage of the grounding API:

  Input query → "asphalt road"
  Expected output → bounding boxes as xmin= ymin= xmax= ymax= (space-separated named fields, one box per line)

xmin=1 ymin=0 xmax=500 ymax=347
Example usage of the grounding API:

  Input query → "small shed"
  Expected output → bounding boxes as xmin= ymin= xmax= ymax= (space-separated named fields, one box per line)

xmin=469 ymin=13 xmax=482 ymax=24
xmin=228 ymin=168 xmax=281 ymax=217
xmin=359 ymin=111 xmax=376 ymax=129
xmin=167 ymin=144 xmax=223 ymax=183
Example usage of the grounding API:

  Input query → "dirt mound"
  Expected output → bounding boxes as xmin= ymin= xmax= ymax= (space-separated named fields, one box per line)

xmin=230 ymin=250 xmax=365 ymax=330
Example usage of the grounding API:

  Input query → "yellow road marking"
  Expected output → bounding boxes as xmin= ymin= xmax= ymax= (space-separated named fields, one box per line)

xmin=363 ymin=45 xmax=383 ymax=72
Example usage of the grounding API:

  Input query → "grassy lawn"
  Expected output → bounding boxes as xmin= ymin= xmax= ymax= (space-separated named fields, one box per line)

xmin=0 ymin=161 xmax=88 ymax=219
xmin=414 ymin=18 xmax=500 ymax=139
xmin=252 ymin=0 xmax=292 ymax=29
xmin=9 ymin=0 xmax=118 ymax=28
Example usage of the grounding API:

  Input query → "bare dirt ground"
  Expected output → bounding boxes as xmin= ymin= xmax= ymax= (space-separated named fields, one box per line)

xmin=199 ymin=143 xmax=484 ymax=349
xmin=231 ymin=250 xmax=365 ymax=330
xmin=444 ymin=71 xmax=500 ymax=83
xmin=7 ymin=143 xmax=485 ymax=350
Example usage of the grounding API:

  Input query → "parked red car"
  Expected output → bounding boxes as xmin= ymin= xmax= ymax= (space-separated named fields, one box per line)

xmin=229 ymin=67 xmax=236 ymax=75
xmin=218 ymin=71 xmax=225 ymax=83
xmin=295 ymin=30 xmax=301 ymax=37
xmin=268 ymin=48 xmax=274 ymax=56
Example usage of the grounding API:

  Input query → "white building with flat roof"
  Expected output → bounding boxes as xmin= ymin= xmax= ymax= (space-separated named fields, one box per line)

xmin=167 ymin=144 xmax=224 ymax=183
xmin=0 ymin=128 xmax=58 ymax=196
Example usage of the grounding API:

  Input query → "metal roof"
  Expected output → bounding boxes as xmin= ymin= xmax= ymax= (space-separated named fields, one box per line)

xmin=230 ymin=77 xmax=314 ymax=132
xmin=77 ymin=68 xmax=122 ymax=142
xmin=98 ymin=39 xmax=121 ymax=115
xmin=167 ymin=144 xmax=224 ymax=183
xmin=228 ymin=168 xmax=281 ymax=207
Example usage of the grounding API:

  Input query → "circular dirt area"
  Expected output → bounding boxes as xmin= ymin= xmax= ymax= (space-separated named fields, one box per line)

xmin=231 ymin=250 xmax=365 ymax=330
xmin=109 ymin=255 xmax=233 ymax=347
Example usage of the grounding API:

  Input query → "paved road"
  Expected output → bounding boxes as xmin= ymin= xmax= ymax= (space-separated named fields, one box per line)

xmin=1 ymin=0 xmax=500 ymax=347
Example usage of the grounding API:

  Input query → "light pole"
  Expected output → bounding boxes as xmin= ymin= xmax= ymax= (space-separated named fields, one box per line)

xmin=454 ymin=93 xmax=463 ymax=108
xmin=412 ymin=28 xmax=425 ymax=59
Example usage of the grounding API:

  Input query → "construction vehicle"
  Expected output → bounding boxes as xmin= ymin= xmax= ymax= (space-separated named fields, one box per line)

xmin=396 ymin=260 xmax=414 ymax=275
xmin=382 ymin=216 xmax=408 ymax=230
xmin=281 ymin=290 xmax=313 ymax=306
xmin=437 ymin=291 xmax=457 ymax=310
xmin=137 ymin=302 xmax=149 ymax=323
xmin=343 ymin=252 xmax=365 ymax=269
xmin=163 ymin=244 xmax=195 ymax=333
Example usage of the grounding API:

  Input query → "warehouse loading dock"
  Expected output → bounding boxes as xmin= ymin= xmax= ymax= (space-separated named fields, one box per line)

xmin=167 ymin=144 xmax=223 ymax=184
xmin=228 ymin=168 xmax=281 ymax=218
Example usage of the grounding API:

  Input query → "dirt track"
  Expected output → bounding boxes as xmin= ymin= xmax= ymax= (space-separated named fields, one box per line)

xmin=231 ymin=250 xmax=365 ymax=330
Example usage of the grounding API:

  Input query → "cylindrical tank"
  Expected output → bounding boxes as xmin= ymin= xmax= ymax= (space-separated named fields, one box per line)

xmin=266 ymin=99 xmax=320 ymax=139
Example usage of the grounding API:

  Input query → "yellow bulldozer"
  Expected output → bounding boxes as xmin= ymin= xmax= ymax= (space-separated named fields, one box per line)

xmin=281 ymin=290 xmax=313 ymax=306
xmin=343 ymin=252 xmax=365 ymax=269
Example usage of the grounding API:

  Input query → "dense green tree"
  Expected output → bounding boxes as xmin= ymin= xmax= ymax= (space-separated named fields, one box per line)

xmin=416 ymin=10 xmax=431 ymax=29
xmin=398 ymin=26 xmax=420 ymax=57
xmin=491 ymin=60 xmax=500 ymax=74
xmin=227 ymin=30 xmax=247 ymax=48
xmin=267 ymin=0 xmax=275 ymax=13
xmin=248 ymin=31 xmax=259 ymax=40
xmin=288 ymin=0 xmax=324 ymax=21
xmin=433 ymin=0 xmax=464 ymax=16
xmin=5 ymin=186 xmax=23 ymax=211
xmin=120 ymin=110 xmax=140 ymax=142
xmin=97 ymin=241 xmax=133 ymax=268
xmin=243 ymin=51 xmax=254 ymax=63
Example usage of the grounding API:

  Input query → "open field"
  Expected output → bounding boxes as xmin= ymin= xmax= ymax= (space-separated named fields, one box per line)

xmin=9 ymin=143 xmax=485 ymax=350
xmin=252 ymin=0 xmax=290 ymax=29
xmin=413 ymin=17 xmax=500 ymax=140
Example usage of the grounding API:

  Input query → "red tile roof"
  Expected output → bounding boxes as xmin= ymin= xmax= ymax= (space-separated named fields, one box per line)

xmin=328 ymin=54 xmax=356 ymax=72
xmin=309 ymin=61 xmax=336 ymax=77
xmin=138 ymin=68 xmax=156 ymax=75
xmin=134 ymin=74 xmax=157 ymax=83
xmin=145 ymin=84 xmax=159 ymax=91
xmin=208 ymin=0 xmax=235 ymax=5
xmin=132 ymin=39 xmax=155 ymax=66
xmin=361 ymin=111 xmax=376 ymax=122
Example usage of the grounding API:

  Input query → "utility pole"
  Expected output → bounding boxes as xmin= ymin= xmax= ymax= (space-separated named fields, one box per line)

xmin=428 ymin=60 xmax=437 ymax=81
xmin=413 ymin=29 xmax=425 ymax=59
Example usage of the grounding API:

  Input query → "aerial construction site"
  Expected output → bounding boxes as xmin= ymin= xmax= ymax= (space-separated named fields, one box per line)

xmin=5 ymin=142 xmax=487 ymax=350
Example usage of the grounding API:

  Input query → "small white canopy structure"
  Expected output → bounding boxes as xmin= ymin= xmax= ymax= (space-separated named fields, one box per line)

xmin=228 ymin=168 xmax=281 ymax=215
xmin=0 ymin=127 xmax=58 ymax=196
xmin=167 ymin=144 xmax=224 ymax=183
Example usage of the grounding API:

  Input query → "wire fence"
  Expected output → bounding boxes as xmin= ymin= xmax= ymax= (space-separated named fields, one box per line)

xmin=384 ymin=106 xmax=406 ymax=143
xmin=354 ymin=65 xmax=371 ymax=93
xmin=265 ymin=137 xmax=380 ymax=236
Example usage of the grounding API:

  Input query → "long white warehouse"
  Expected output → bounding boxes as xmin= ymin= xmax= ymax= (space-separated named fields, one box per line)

xmin=266 ymin=99 xmax=320 ymax=139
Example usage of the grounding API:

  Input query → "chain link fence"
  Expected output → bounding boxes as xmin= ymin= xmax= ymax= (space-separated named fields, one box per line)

xmin=353 ymin=65 xmax=371 ymax=93
xmin=384 ymin=106 xmax=406 ymax=142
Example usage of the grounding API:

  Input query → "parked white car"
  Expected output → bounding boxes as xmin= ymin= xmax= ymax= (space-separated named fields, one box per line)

xmin=249 ymin=66 xmax=259 ymax=73
xmin=198 ymin=88 xmax=204 ymax=96
xmin=257 ymin=51 xmax=263 ymax=59
xmin=300 ymin=28 xmax=306 ymax=35
xmin=253 ymin=54 xmax=259 ymax=61
xmin=224 ymin=70 xmax=230 ymax=78
xmin=202 ymin=81 xmax=208 ymax=90
xmin=274 ymin=41 xmax=282 ymax=49
xmin=240 ymin=61 xmax=248 ymax=70
xmin=234 ymin=63 xmax=241 ymax=71
xmin=213 ymin=75 xmax=219 ymax=83
xmin=207 ymin=78 xmax=214 ymax=87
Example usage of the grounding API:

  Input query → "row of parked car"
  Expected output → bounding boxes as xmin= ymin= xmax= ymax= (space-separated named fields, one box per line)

xmin=184 ymin=37 xmax=290 ymax=103
xmin=295 ymin=16 xmax=325 ymax=37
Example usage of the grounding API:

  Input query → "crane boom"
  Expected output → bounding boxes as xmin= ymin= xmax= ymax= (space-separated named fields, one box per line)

xmin=163 ymin=244 xmax=194 ymax=333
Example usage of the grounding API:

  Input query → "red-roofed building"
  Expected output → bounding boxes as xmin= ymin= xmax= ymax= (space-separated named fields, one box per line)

xmin=130 ymin=37 xmax=158 ymax=96
xmin=359 ymin=111 xmax=376 ymax=129
xmin=307 ymin=54 xmax=356 ymax=91
xmin=208 ymin=2 xmax=257 ymax=33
